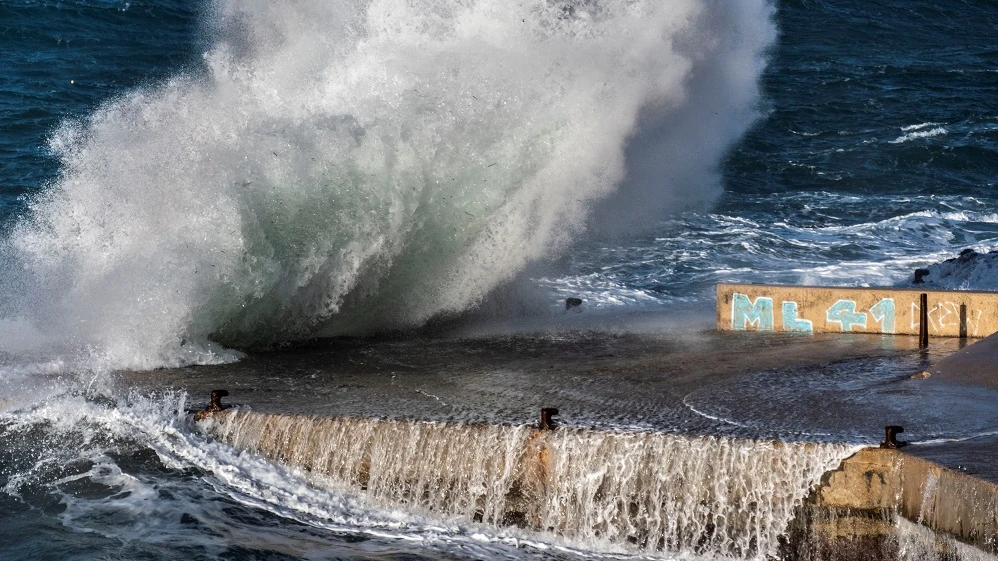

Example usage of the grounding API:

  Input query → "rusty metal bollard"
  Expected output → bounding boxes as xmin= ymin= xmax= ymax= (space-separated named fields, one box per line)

xmin=194 ymin=389 xmax=229 ymax=421
xmin=539 ymin=407 xmax=559 ymax=430
xmin=880 ymin=425 xmax=907 ymax=449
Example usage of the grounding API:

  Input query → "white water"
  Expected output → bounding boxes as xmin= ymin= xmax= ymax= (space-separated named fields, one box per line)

xmin=890 ymin=127 xmax=948 ymax=144
xmin=532 ymin=198 xmax=998 ymax=312
xmin=0 ymin=392 xmax=623 ymax=560
xmin=204 ymin=410 xmax=856 ymax=558
xmin=0 ymin=0 xmax=775 ymax=371
xmin=5 ymin=391 xmax=994 ymax=561
xmin=896 ymin=518 xmax=998 ymax=561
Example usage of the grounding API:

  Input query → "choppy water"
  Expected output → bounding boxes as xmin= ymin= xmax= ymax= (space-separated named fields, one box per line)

xmin=2 ymin=0 xmax=998 ymax=559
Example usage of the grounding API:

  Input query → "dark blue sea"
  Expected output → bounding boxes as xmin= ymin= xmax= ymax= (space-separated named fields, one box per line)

xmin=2 ymin=1 xmax=998 ymax=559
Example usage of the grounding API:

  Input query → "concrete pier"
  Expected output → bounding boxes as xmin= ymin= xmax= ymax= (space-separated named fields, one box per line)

xmin=195 ymin=409 xmax=997 ymax=560
xmin=717 ymin=283 xmax=998 ymax=338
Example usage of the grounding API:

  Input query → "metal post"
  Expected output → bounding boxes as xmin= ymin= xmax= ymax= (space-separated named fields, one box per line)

xmin=539 ymin=408 xmax=559 ymax=430
xmin=194 ymin=389 xmax=229 ymax=421
xmin=959 ymin=304 xmax=968 ymax=339
xmin=208 ymin=389 xmax=229 ymax=411
xmin=919 ymin=293 xmax=929 ymax=348
xmin=880 ymin=425 xmax=906 ymax=449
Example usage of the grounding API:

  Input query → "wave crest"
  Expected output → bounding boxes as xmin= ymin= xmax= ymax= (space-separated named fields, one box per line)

xmin=0 ymin=0 xmax=775 ymax=369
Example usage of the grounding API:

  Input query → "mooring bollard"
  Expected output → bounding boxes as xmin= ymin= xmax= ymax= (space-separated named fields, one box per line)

xmin=194 ymin=389 xmax=229 ymax=421
xmin=880 ymin=425 xmax=907 ymax=449
xmin=539 ymin=407 xmax=559 ymax=430
xmin=919 ymin=293 xmax=929 ymax=348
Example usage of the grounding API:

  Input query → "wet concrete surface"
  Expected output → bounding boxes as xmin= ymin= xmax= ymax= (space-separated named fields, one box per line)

xmin=117 ymin=329 xmax=998 ymax=480
xmin=907 ymin=434 xmax=998 ymax=484
xmin=928 ymin=331 xmax=998 ymax=390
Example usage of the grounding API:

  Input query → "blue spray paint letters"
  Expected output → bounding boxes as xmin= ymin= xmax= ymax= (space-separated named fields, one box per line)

xmin=781 ymin=301 xmax=814 ymax=332
xmin=869 ymin=298 xmax=896 ymax=333
xmin=732 ymin=294 xmax=774 ymax=330
xmin=826 ymin=300 xmax=868 ymax=332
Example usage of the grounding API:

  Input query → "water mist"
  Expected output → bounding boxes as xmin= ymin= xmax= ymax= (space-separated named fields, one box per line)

xmin=0 ymin=0 xmax=776 ymax=370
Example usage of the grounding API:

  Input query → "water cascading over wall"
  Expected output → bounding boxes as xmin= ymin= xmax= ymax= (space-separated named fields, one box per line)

xmin=200 ymin=411 xmax=855 ymax=558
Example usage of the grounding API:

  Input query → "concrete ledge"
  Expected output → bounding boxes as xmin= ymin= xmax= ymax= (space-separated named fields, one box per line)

xmin=786 ymin=448 xmax=998 ymax=559
xmin=195 ymin=409 xmax=997 ymax=559
xmin=717 ymin=283 xmax=998 ymax=337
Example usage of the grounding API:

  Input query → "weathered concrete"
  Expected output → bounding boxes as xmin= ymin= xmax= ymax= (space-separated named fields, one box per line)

xmin=195 ymin=408 xmax=998 ymax=560
xmin=927 ymin=331 xmax=998 ymax=390
xmin=786 ymin=448 xmax=998 ymax=560
xmin=717 ymin=283 xmax=998 ymax=338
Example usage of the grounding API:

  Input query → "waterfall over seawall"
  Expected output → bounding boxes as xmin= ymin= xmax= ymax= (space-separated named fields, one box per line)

xmin=200 ymin=411 xmax=855 ymax=558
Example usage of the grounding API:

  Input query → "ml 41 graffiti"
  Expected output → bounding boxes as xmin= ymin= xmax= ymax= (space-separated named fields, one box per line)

xmin=732 ymin=294 xmax=895 ymax=334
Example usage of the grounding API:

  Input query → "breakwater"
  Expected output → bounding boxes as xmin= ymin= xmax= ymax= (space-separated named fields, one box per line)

xmin=197 ymin=409 xmax=851 ymax=558
xmin=194 ymin=409 xmax=997 ymax=560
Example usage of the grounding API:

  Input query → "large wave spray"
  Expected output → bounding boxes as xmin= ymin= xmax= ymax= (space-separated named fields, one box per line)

xmin=0 ymin=0 xmax=775 ymax=369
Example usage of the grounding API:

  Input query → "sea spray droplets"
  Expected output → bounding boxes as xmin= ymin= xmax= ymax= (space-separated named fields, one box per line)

xmin=0 ymin=0 xmax=775 ymax=369
xmin=204 ymin=411 xmax=855 ymax=558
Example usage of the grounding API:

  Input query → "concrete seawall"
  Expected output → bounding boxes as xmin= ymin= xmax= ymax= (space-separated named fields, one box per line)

xmin=717 ymin=283 xmax=998 ymax=337
xmin=195 ymin=410 xmax=997 ymax=560
xmin=196 ymin=410 xmax=850 ymax=557
xmin=786 ymin=448 xmax=998 ymax=560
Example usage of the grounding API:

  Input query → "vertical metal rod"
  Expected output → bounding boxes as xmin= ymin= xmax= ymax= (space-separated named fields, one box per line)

xmin=959 ymin=304 xmax=968 ymax=339
xmin=919 ymin=293 xmax=929 ymax=348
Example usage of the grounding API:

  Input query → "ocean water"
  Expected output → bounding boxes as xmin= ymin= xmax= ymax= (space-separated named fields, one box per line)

xmin=2 ymin=0 xmax=998 ymax=559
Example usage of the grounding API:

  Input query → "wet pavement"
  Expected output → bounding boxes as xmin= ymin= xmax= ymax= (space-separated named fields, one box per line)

xmin=117 ymin=329 xmax=998 ymax=481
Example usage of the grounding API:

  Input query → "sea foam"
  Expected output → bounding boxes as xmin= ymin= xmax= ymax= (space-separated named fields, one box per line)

xmin=0 ymin=0 xmax=775 ymax=370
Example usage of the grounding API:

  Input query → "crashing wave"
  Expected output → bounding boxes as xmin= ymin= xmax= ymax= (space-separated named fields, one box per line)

xmin=0 ymin=0 xmax=775 ymax=370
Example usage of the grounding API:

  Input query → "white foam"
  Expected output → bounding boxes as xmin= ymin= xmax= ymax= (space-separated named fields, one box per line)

xmin=534 ymin=274 xmax=666 ymax=309
xmin=910 ymin=430 xmax=998 ymax=447
xmin=907 ymin=250 xmax=998 ymax=291
xmin=2 ymin=392 xmax=584 ymax=559
xmin=890 ymin=126 xmax=948 ymax=144
xmin=900 ymin=122 xmax=941 ymax=132
xmin=0 ymin=0 xmax=776 ymax=372
xmin=896 ymin=517 xmax=998 ymax=561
